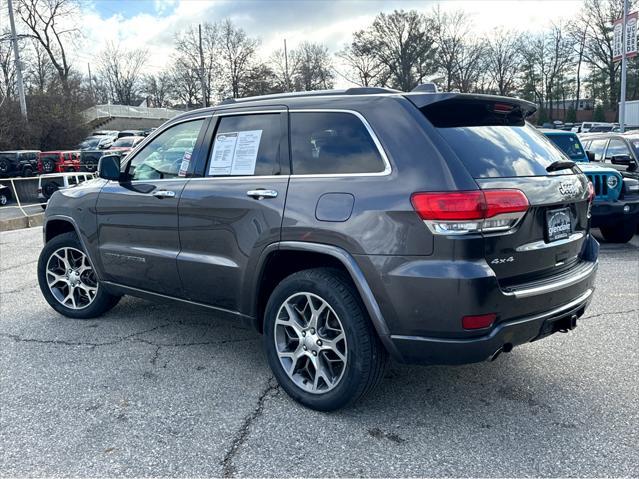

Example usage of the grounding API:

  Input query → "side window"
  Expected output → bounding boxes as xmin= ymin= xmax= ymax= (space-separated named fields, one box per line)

xmin=588 ymin=139 xmax=607 ymax=161
xmin=290 ymin=112 xmax=386 ymax=175
xmin=207 ymin=114 xmax=281 ymax=177
xmin=128 ymin=119 xmax=205 ymax=180
xmin=68 ymin=176 xmax=78 ymax=186
xmin=605 ymin=139 xmax=631 ymax=159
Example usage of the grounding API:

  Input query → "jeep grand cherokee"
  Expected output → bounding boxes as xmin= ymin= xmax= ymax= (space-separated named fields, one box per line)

xmin=37 ymin=88 xmax=598 ymax=410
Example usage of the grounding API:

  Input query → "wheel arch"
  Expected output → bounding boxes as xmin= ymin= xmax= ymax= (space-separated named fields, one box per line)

xmin=252 ymin=241 xmax=400 ymax=358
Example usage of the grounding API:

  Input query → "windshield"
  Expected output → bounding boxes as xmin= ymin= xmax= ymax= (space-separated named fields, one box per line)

xmin=545 ymin=134 xmax=587 ymax=162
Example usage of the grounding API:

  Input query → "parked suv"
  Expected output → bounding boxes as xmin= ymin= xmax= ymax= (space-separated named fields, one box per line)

xmin=38 ymin=172 xmax=96 ymax=209
xmin=0 ymin=150 xmax=40 ymax=177
xmin=544 ymin=130 xmax=639 ymax=242
xmin=38 ymin=151 xmax=81 ymax=174
xmin=37 ymin=89 xmax=598 ymax=410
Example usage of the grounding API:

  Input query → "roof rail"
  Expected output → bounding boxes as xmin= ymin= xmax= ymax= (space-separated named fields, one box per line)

xmin=216 ymin=87 xmax=400 ymax=106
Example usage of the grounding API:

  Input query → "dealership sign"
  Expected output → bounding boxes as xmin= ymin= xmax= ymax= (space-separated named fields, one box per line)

xmin=613 ymin=11 xmax=638 ymax=61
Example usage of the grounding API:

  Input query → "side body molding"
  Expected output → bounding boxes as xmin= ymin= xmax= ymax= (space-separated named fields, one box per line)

xmin=259 ymin=241 xmax=401 ymax=358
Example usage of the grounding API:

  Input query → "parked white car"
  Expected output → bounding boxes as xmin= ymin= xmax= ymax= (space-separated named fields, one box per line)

xmin=38 ymin=172 xmax=96 ymax=209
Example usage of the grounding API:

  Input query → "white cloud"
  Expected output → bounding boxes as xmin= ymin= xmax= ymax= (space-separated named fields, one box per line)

xmin=68 ymin=0 xmax=581 ymax=87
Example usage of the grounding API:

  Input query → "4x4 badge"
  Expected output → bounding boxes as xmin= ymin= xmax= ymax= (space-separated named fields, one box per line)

xmin=559 ymin=180 xmax=578 ymax=197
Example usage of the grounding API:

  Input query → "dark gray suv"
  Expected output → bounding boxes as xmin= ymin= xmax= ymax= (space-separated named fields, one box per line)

xmin=37 ymin=88 xmax=599 ymax=410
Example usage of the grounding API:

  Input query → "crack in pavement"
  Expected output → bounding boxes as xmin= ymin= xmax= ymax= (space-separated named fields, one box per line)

xmin=0 ymin=259 xmax=38 ymax=273
xmin=221 ymin=377 xmax=279 ymax=478
xmin=0 ymin=323 xmax=173 ymax=348
xmin=582 ymin=308 xmax=637 ymax=320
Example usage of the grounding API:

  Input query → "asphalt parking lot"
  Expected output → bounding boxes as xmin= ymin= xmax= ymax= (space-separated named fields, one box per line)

xmin=1 ymin=227 xmax=637 ymax=477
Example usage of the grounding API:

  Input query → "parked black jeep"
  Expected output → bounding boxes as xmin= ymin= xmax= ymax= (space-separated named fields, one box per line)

xmin=0 ymin=150 xmax=40 ymax=177
xmin=38 ymin=88 xmax=598 ymax=410
xmin=79 ymin=150 xmax=105 ymax=172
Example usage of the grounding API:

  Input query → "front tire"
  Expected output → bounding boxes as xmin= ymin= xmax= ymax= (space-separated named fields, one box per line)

xmin=264 ymin=268 xmax=387 ymax=411
xmin=600 ymin=223 xmax=635 ymax=243
xmin=37 ymin=232 xmax=121 ymax=319
xmin=0 ymin=193 xmax=7 ymax=206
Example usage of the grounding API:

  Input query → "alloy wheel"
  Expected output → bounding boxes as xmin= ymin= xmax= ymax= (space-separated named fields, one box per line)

xmin=274 ymin=292 xmax=348 ymax=394
xmin=46 ymin=247 xmax=98 ymax=310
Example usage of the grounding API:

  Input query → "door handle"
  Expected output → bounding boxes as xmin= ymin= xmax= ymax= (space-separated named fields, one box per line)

xmin=246 ymin=189 xmax=278 ymax=199
xmin=152 ymin=190 xmax=176 ymax=198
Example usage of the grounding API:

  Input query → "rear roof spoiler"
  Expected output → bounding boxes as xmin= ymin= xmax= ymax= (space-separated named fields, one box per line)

xmin=404 ymin=92 xmax=537 ymax=118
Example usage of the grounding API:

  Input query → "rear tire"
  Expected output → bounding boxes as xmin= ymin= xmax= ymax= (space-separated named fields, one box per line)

xmin=22 ymin=166 xmax=34 ymax=177
xmin=600 ymin=223 xmax=635 ymax=243
xmin=263 ymin=267 xmax=387 ymax=411
xmin=0 ymin=193 xmax=7 ymax=206
xmin=38 ymin=232 xmax=121 ymax=319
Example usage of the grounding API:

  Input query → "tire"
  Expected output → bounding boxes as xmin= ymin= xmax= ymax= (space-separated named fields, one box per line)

xmin=0 ymin=193 xmax=7 ymax=206
xmin=600 ymin=223 xmax=636 ymax=243
xmin=37 ymin=232 xmax=121 ymax=319
xmin=263 ymin=267 xmax=387 ymax=411
xmin=43 ymin=181 xmax=59 ymax=199
xmin=22 ymin=166 xmax=34 ymax=177
xmin=0 ymin=159 xmax=9 ymax=174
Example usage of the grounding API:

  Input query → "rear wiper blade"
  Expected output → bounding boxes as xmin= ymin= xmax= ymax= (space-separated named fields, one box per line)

xmin=546 ymin=160 xmax=576 ymax=172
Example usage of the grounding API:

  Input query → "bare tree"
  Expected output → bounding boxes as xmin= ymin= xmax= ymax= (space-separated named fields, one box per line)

xmin=353 ymin=10 xmax=436 ymax=91
xmin=169 ymin=59 xmax=201 ymax=108
xmin=291 ymin=42 xmax=333 ymax=91
xmin=218 ymin=19 xmax=259 ymax=98
xmin=0 ymin=36 xmax=16 ymax=101
xmin=16 ymin=0 xmax=78 ymax=94
xmin=452 ymin=39 xmax=486 ymax=92
xmin=174 ymin=23 xmax=219 ymax=106
xmin=336 ymin=42 xmax=386 ymax=87
xmin=581 ymin=0 xmax=624 ymax=110
xmin=144 ymin=71 xmax=171 ymax=107
xmin=97 ymin=42 xmax=148 ymax=105
xmin=485 ymin=29 xmax=522 ymax=95
xmin=433 ymin=8 xmax=468 ymax=91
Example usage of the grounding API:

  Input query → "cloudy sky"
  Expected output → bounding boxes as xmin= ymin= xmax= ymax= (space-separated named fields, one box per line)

xmin=71 ymin=0 xmax=582 ymax=86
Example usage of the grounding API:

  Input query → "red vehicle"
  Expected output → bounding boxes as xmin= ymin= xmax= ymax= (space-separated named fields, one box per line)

xmin=108 ymin=136 xmax=144 ymax=155
xmin=38 ymin=151 xmax=81 ymax=174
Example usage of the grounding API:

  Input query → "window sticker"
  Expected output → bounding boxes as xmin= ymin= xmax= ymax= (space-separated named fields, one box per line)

xmin=178 ymin=150 xmax=191 ymax=177
xmin=208 ymin=130 xmax=262 ymax=176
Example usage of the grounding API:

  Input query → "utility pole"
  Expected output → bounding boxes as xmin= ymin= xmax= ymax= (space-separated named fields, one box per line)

xmin=87 ymin=63 xmax=94 ymax=101
xmin=284 ymin=38 xmax=290 ymax=92
xmin=7 ymin=0 xmax=27 ymax=120
xmin=198 ymin=24 xmax=207 ymax=107
xmin=620 ymin=0 xmax=629 ymax=133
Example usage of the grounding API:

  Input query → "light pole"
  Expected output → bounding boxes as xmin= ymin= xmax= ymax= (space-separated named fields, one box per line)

xmin=7 ymin=0 xmax=27 ymax=120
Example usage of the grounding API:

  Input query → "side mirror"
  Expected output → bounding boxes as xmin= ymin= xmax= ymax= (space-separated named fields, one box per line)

xmin=97 ymin=154 xmax=121 ymax=181
xmin=586 ymin=151 xmax=595 ymax=162
xmin=611 ymin=154 xmax=638 ymax=170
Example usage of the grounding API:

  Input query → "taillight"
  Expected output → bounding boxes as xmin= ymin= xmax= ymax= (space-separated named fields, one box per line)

xmin=411 ymin=189 xmax=529 ymax=235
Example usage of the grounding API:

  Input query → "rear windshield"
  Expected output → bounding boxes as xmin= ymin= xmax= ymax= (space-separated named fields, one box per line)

xmin=40 ymin=154 xmax=60 ymax=161
xmin=545 ymin=134 xmax=586 ymax=161
xmin=113 ymin=138 xmax=134 ymax=147
xmin=421 ymin=99 xmax=569 ymax=178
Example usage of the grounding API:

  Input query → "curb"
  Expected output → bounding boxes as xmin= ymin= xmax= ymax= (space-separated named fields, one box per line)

xmin=0 ymin=213 xmax=44 ymax=232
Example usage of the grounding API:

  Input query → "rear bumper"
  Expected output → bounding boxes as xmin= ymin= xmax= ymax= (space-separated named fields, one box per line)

xmin=355 ymin=234 xmax=599 ymax=365
xmin=591 ymin=198 xmax=639 ymax=227
xmin=390 ymin=288 xmax=594 ymax=365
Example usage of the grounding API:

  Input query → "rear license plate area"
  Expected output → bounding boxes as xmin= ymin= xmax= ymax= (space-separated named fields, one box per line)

xmin=546 ymin=207 xmax=572 ymax=242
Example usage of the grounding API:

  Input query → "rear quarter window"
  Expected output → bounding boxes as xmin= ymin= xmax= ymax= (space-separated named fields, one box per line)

xmin=290 ymin=111 xmax=386 ymax=175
